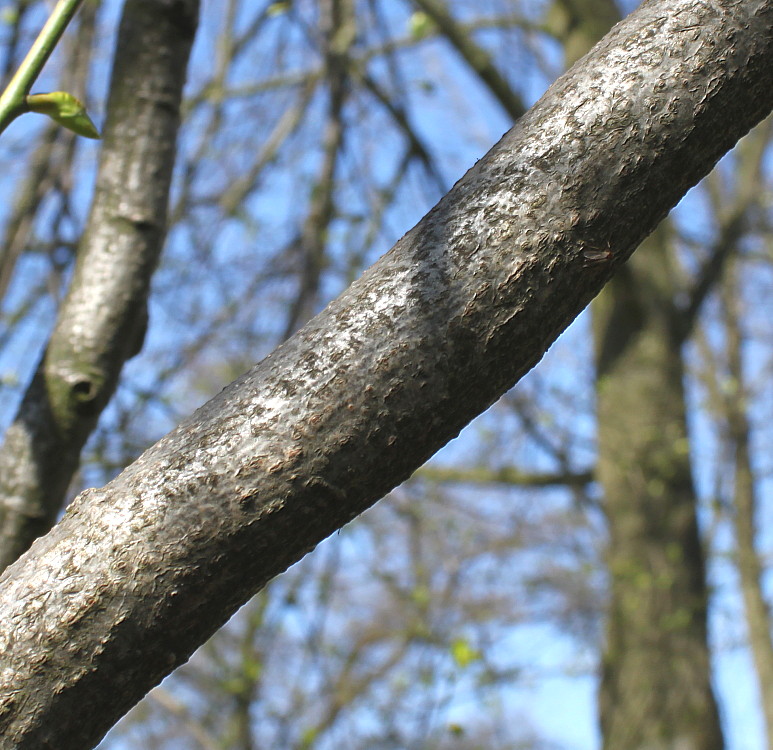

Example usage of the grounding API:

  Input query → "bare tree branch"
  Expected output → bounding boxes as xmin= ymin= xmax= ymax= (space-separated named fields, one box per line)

xmin=676 ymin=117 xmax=772 ymax=340
xmin=415 ymin=465 xmax=594 ymax=488
xmin=410 ymin=0 xmax=526 ymax=121
xmin=0 ymin=1 xmax=771 ymax=747
xmin=282 ymin=0 xmax=354 ymax=338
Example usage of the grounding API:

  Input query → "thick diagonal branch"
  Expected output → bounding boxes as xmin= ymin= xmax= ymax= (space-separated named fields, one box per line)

xmin=0 ymin=1 xmax=771 ymax=748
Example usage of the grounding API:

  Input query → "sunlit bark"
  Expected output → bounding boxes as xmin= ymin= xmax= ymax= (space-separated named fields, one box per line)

xmin=0 ymin=1 xmax=771 ymax=747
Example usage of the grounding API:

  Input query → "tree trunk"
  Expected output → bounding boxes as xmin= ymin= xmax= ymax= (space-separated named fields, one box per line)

xmin=0 ymin=1 xmax=771 ymax=747
xmin=594 ymin=229 xmax=723 ymax=749
xmin=547 ymin=3 xmax=724 ymax=739
xmin=548 ymin=0 xmax=725 ymax=746
xmin=0 ymin=0 xmax=198 ymax=570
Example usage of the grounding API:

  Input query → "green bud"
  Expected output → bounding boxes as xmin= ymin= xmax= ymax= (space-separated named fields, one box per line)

xmin=408 ymin=11 xmax=434 ymax=39
xmin=266 ymin=1 xmax=290 ymax=15
xmin=26 ymin=91 xmax=100 ymax=139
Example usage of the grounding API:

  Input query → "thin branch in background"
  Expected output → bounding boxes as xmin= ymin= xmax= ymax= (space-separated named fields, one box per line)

xmin=0 ymin=0 xmax=35 ymax=87
xmin=0 ymin=0 xmax=85 ymax=135
xmin=216 ymin=80 xmax=317 ymax=217
xmin=357 ymin=69 xmax=446 ymax=193
xmin=410 ymin=0 xmax=526 ymax=121
xmin=676 ymin=118 xmax=772 ymax=341
xmin=0 ymin=0 xmax=97 ymax=312
xmin=282 ymin=0 xmax=353 ymax=339
xmin=415 ymin=464 xmax=594 ymax=489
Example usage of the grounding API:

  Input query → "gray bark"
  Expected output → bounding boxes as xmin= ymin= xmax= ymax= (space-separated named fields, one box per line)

xmin=596 ymin=229 xmax=723 ymax=750
xmin=565 ymin=0 xmax=723 ymax=746
xmin=0 ymin=0 xmax=199 ymax=570
xmin=0 ymin=1 xmax=771 ymax=747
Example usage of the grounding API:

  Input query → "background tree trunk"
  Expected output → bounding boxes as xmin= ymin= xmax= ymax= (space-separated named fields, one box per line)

xmin=720 ymin=265 xmax=773 ymax=744
xmin=594 ymin=230 xmax=723 ymax=749
xmin=547 ymin=5 xmax=724 ymax=740
xmin=0 ymin=0 xmax=198 ymax=570
xmin=547 ymin=0 xmax=725 ymax=746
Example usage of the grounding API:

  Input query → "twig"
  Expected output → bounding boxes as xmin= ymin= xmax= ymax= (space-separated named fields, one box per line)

xmin=0 ymin=0 xmax=84 ymax=136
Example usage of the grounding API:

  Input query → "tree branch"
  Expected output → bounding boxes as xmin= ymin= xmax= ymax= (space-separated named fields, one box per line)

xmin=415 ymin=464 xmax=594 ymax=488
xmin=0 ymin=1 xmax=771 ymax=747
xmin=0 ymin=0 xmax=84 ymax=134
xmin=410 ymin=0 xmax=526 ymax=121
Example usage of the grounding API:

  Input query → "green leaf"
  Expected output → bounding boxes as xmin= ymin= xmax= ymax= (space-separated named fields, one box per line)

xmin=0 ymin=8 xmax=19 ymax=25
xmin=450 ymin=637 xmax=481 ymax=668
xmin=267 ymin=1 xmax=290 ymax=16
xmin=26 ymin=91 xmax=100 ymax=139
xmin=408 ymin=11 xmax=434 ymax=39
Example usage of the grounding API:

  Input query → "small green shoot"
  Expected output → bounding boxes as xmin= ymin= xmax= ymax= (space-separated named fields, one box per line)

xmin=26 ymin=91 xmax=100 ymax=139
xmin=0 ymin=0 xmax=89 ymax=137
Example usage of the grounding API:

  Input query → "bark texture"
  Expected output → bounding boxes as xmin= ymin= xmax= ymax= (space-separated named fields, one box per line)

xmin=0 ymin=1 xmax=771 ymax=747
xmin=0 ymin=0 xmax=199 ymax=570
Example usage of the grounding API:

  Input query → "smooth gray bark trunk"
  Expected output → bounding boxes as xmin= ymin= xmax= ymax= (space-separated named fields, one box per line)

xmin=0 ymin=1 xmax=771 ymax=747
xmin=0 ymin=0 xmax=198 ymax=570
